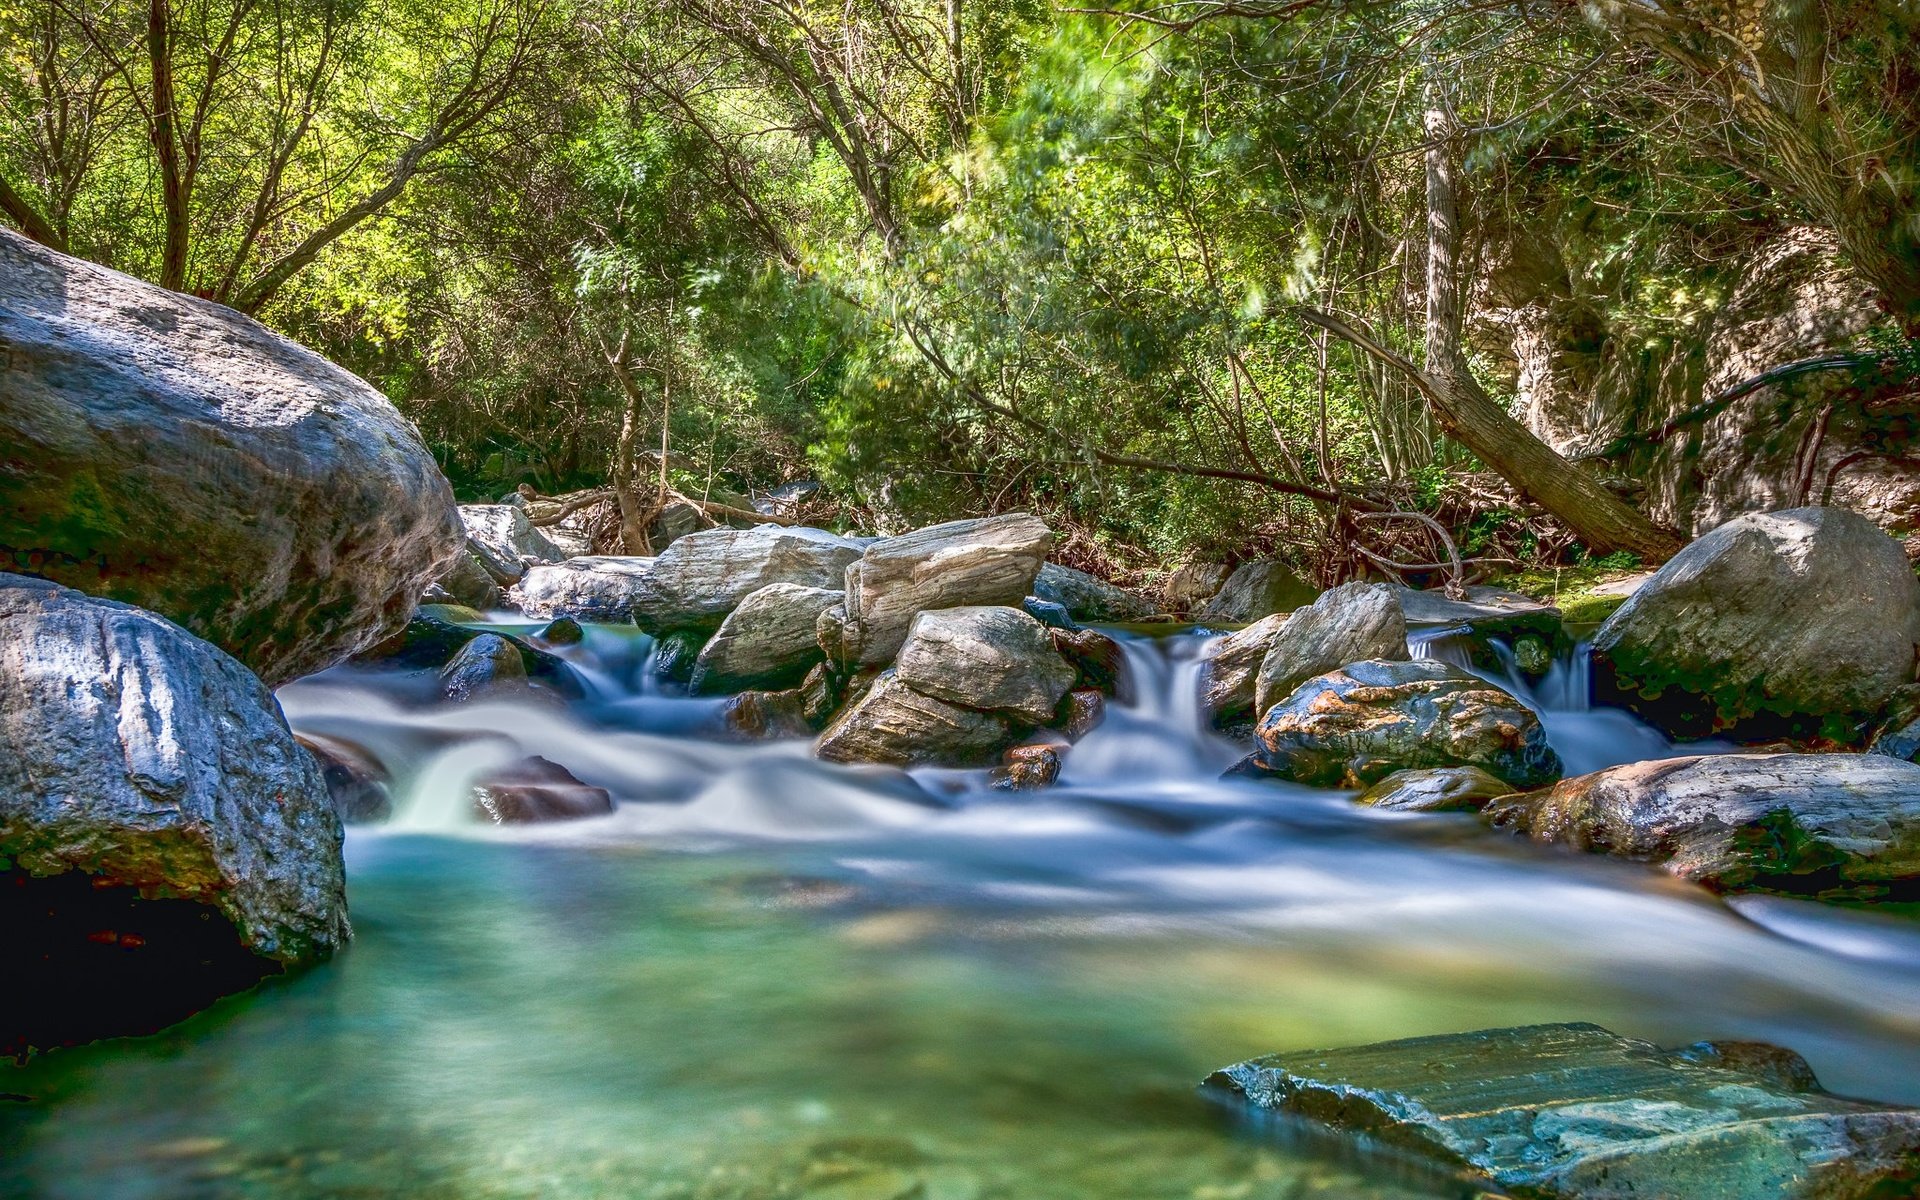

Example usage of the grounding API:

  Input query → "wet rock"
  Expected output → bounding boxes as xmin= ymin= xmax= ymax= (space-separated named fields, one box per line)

xmin=815 ymin=671 xmax=1016 ymax=767
xmin=1032 ymin=562 xmax=1156 ymax=623
xmin=296 ymin=733 xmax=394 ymax=823
xmin=641 ymin=526 xmax=863 ymax=632
xmin=0 ymin=574 xmax=348 ymax=1054
xmin=511 ymin=556 xmax=658 ymax=621
xmin=651 ymin=627 xmax=708 ymax=685
xmin=1868 ymin=685 xmax=1920 ymax=761
xmin=0 ymin=229 xmax=462 ymax=687
xmin=432 ymin=548 xmax=504 ymax=610
xmin=1164 ymin=561 xmax=1231 ymax=613
xmin=894 ymin=606 xmax=1076 ymax=723
xmin=1253 ymin=659 xmax=1561 ymax=790
xmin=533 ymin=616 xmax=584 ymax=647
xmin=1355 ymin=765 xmax=1512 ymax=812
xmin=1253 ymin=583 xmax=1409 ymax=717
xmin=1060 ymin=689 xmax=1107 ymax=741
xmin=1591 ymin=507 xmax=1920 ymax=739
xmin=837 ymin=514 xmax=1052 ymax=668
xmin=1199 ymin=612 xmax=1289 ymax=731
xmin=721 ymin=689 xmax=814 ymax=740
xmin=990 ymin=744 xmax=1062 ymax=791
xmin=1199 ymin=561 xmax=1316 ymax=623
xmin=1487 ymin=753 xmax=1920 ymax=896
xmin=690 ymin=583 xmax=843 ymax=695
xmin=460 ymin=504 xmax=567 ymax=584
xmin=1394 ymin=584 xmax=1561 ymax=639
xmin=1207 ymin=1022 xmax=1920 ymax=1200
xmin=357 ymin=611 xmax=581 ymax=699
xmin=1021 ymin=596 xmax=1080 ymax=630
xmin=798 ymin=661 xmax=844 ymax=730
xmin=1048 ymin=626 xmax=1127 ymax=699
xmin=470 ymin=756 xmax=614 ymax=823
xmin=440 ymin=633 xmax=527 ymax=703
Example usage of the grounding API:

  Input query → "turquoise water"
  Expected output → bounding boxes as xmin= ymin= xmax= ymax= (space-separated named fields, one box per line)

xmin=6 ymin=630 xmax=1920 ymax=1199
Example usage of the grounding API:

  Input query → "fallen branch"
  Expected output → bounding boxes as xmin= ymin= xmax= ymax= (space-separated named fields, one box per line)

xmin=527 ymin=489 xmax=615 ymax=526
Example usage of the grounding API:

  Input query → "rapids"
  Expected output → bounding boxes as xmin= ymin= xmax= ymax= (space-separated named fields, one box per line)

xmin=5 ymin=622 xmax=1919 ymax=1200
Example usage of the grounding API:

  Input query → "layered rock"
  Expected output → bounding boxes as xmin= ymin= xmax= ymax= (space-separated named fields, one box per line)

xmin=1198 ymin=561 xmax=1315 ymax=623
xmin=461 ymin=504 xmax=567 ymax=584
xmin=688 ymin=583 xmax=842 ymax=695
xmin=832 ymin=514 xmax=1052 ymax=668
xmin=1032 ymin=562 xmax=1156 ymax=623
xmin=1252 ymin=583 xmax=1409 ymax=716
xmin=893 ymin=606 xmax=1077 ymax=724
xmin=1252 ymin=659 xmax=1561 ymax=789
xmin=815 ymin=671 xmax=1016 ymax=767
xmin=511 ymin=556 xmax=659 ymax=621
xmin=0 ymin=574 xmax=348 ymax=1054
xmin=1488 ymin=754 xmax=1920 ymax=896
xmin=0 ymin=228 xmax=461 ymax=686
xmin=1591 ymin=507 xmax=1920 ymax=738
xmin=1199 ymin=613 xmax=1289 ymax=730
xmin=642 ymin=525 xmax=863 ymax=632
xmin=1208 ymin=1022 xmax=1920 ymax=1200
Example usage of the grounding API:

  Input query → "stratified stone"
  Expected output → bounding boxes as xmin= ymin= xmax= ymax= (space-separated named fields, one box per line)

xmin=689 ymin=583 xmax=843 ymax=695
xmin=1253 ymin=583 xmax=1408 ymax=717
xmin=511 ymin=556 xmax=658 ymax=621
xmin=460 ymin=503 xmax=567 ymax=583
xmin=838 ymin=514 xmax=1052 ymax=668
xmin=894 ymin=606 xmax=1077 ymax=723
xmin=815 ymin=670 xmax=1016 ymax=768
xmin=1207 ymin=1023 xmax=1920 ymax=1200
xmin=642 ymin=526 xmax=863 ymax=632
xmin=1199 ymin=612 xmax=1289 ymax=730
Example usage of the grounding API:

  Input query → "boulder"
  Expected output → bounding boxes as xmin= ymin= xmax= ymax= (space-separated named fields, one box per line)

xmin=0 ymin=228 xmax=462 ymax=687
xmin=836 ymin=514 xmax=1052 ymax=668
xmin=511 ymin=556 xmax=658 ymax=621
xmin=640 ymin=525 xmax=863 ymax=632
xmin=471 ymin=756 xmax=614 ymax=823
xmin=1048 ymin=626 xmax=1128 ymax=699
xmin=1591 ymin=507 xmax=1920 ymax=738
xmin=1163 ymin=561 xmax=1230 ymax=613
xmin=1253 ymin=582 xmax=1409 ymax=717
xmin=1208 ymin=1023 xmax=1920 ymax=1200
xmin=431 ymin=549 xmax=504 ymax=610
xmin=1032 ymin=562 xmax=1156 ymax=623
xmin=1198 ymin=561 xmax=1316 ymax=623
xmin=354 ymin=609 xmax=582 ymax=699
xmin=894 ymin=606 xmax=1076 ymax=724
xmin=990 ymin=744 xmax=1062 ymax=791
xmin=440 ymin=633 xmax=528 ymax=703
xmin=1199 ymin=612 xmax=1289 ymax=731
xmin=532 ymin=616 xmax=585 ymax=647
xmin=721 ymin=689 xmax=814 ymax=740
xmin=1355 ymin=765 xmax=1513 ymax=812
xmin=0 ymin=574 xmax=348 ymax=1055
xmin=1487 ymin=754 xmax=1920 ymax=896
xmin=1253 ymin=659 xmax=1561 ymax=789
xmin=815 ymin=671 xmax=1016 ymax=767
xmin=296 ymin=733 xmax=394 ymax=823
xmin=1060 ymin=689 xmax=1107 ymax=741
xmin=460 ymin=504 xmax=567 ymax=583
xmin=650 ymin=627 xmax=708 ymax=686
xmin=689 ymin=583 xmax=843 ymax=695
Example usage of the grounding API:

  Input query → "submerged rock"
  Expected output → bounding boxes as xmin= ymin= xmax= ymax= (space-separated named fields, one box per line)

xmin=690 ymin=583 xmax=842 ymax=695
xmin=1060 ymin=689 xmax=1107 ymax=741
xmin=471 ymin=756 xmax=614 ymax=823
xmin=815 ymin=671 xmax=1016 ymax=767
xmin=1253 ymin=659 xmax=1561 ymax=790
xmin=1199 ymin=612 xmax=1289 ymax=731
xmin=356 ymin=609 xmax=580 ymax=699
xmin=642 ymin=526 xmax=863 ymax=632
xmin=837 ymin=515 xmax=1052 ymax=668
xmin=1487 ymin=753 xmax=1920 ymax=897
xmin=0 ymin=229 xmax=462 ymax=687
xmin=511 ymin=556 xmax=659 ymax=621
xmin=296 ymin=733 xmax=394 ymax=823
xmin=1591 ymin=507 xmax=1920 ymax=738
xmin=1199 ymin=561 xmax=1315 ymax=623
xmin=0 ymin=574 xmax=348 ymax=1054
xmin=1207 ymin=1022 xmax=1920 ymax=1200
xmin=651 ymin=627 xmax=708 ymax=686
xmin=721 ymin=688 xmax=814 ymax=740
xmin=990 ymin=744 xmax=1062 ymax=791
xmin=1355 ymin=765 xmax=1512 ymax=813
xmin=1032 ymin=562 xmax=1156 ymax=623
xmin=440 ymin=633 xmax=528 ymax=702
xmin=893 ymin=606 xmax=1077 ymax=723
xmin=1253 ymin=583 xmax=1408 ymax=717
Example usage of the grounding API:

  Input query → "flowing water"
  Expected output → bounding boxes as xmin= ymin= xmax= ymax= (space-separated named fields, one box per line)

xmin=6 ymin=624 xmax=1920 ymax=1200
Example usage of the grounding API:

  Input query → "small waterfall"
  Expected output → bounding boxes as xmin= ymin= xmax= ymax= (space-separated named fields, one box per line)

xmin=1060 ymin=632 xmax=1244 ymax=784
xmin=1406 ymin=624 xmax=1477 ymax=670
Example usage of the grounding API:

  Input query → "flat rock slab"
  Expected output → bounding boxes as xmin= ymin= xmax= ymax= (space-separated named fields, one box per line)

xmin=1394 ymin=584 xmax=1561 ymax=634
xmin=1207 ymin=1023 xmax=1920 ymax=1200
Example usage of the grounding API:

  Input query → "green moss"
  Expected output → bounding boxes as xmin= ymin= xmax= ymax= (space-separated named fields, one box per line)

xmin=1492 ymin=565 xmax=1642 ymax=631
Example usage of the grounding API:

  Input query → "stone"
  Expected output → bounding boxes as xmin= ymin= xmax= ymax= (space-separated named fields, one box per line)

xmin=296 ymin=733 xmax=394 ymax=823
xmin=354 ymin=610 xmax=581 ymax=699
xmin=0 ymin=229 xmax=462 ymax=687
xmin=815 ymin=671 xmax=1016 ymax=768
xmin=440 ymin=633 xmax=527 ymax=703
xmin=893 ymin=606 xmax=1077 ymax=724
xmin=532 ymin=616 xmax=585 ymax=647
xmin=1253 ymin=659 xmax=1561 ymax=790
xmin=1393 ymin=583 xmax=1562 ymax=638
xmin=722 ymin=689 xmax=814 ymax=740
xmin=1207 ymin=1022 xmax=1920 ymax=1200
xmin=1253 ymin=582 xmax=1409 ymax=717
xmin=1591 ymin=507 xmax=1920 ymax=738
xmin=1355 ymin=765 xmax=1513 ymax=812
xmin=433 ymin=549 xmax=504 ymax=610
xmin=798 ymin=662 xmax=844 ymax=730
xmin=990 ymin=745 xmax=1062 ymax=791
xmin=1032 ymin=562 xmax=1156 ymax=623
xmin=651 ymin=627 xmax=708 ymax=686
xmin=1021 ymin=596 xmax=1079 ymax=630
xmin=1868 ymin=685 xmax=1920 ymax=761
xmin=510 ymin=556 xmax=658 ymax=621
xmin=0 ymin=574 xmax=348 ymax=1054
xmin=838 ymin=514 xmax=1052 ymax=668
xmin=1060 ymin=689 xmax=1107 ymax=741
xmin=1198 ymin=613 xmax=1289 ymax=730
xmin=470 ymin=756 xmax=614 ymax=823
xmin=1048 ymin=626 xmax=1127 ymax=699
xmin=1486 ymin=753 xmax=1920 ymax=897
xmin=460 ymin=504 xmax=567 ymax=583
xmin=690 ymin=583 xmax=843 ymax=695
xmin=1198 ymin=561 xmax=1316 ymax=623
xmin=1163 ymin=561 xmax=1230 ymax=613
xmin=641 ymin=525 xmax=864 ymax=632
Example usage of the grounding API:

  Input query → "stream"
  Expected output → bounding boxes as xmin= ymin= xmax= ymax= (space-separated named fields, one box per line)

xmin=6 ymin=626 xmax=1920 ymax=1199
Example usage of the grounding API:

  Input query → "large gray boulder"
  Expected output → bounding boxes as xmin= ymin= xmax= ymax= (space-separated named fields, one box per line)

xmin=1199 ymin=612 xmax=1288 ymax=730
xmin=894 ymin=606 xmax=1077 ymax=723
xmin=1488 ymin=753 xmax=1920 ymax=896
xmin=1253 ymin=659 xmax=1561 ymax=789
xmin=1032 ymin=562 xmax=1155 ymax=623
xmin=0 ymin=228 xmax=462 ymax=687
xmin=833 ymin=514 xmax=1052 ymax=668
xmin=1592 ymin=507 xmax=1920 ymax=738
xmin=815 ymin=670 xmax=1017 ymax=767
xmin=688 ymin=583 xmax=842 ymax=695
xmin=460 ymin=504 xmax=567 ymax=584
xmin=510 ymin=556 xmax=658 ymax=621
xmin=0 ymin=574 xmax=349 ymax=1054
xmin=1198 ymin=561 xmax=1316 ymax=623
xmin=1253 ymin=582 xmax=1408 ymax=716
xmin=642 ymin=525 xmax=863 ymax=632
xmin=1209 ymin=1023 xmax=1920 ymax=1200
